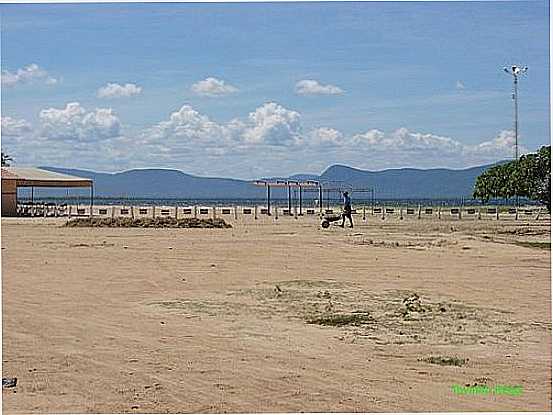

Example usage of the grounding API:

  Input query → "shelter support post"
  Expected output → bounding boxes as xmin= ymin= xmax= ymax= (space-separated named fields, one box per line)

xmin=319 ymin=185 xmax=323 ymax=215
xmin=287 ymin=185 xmax=292 ymax=215
xmin=90 ymin=185 xmax=94 ymax=217
xmin=298 ymin=186 xmax=303 ymax=215
xmin=267 ymin=185 xmax=271 ymax=216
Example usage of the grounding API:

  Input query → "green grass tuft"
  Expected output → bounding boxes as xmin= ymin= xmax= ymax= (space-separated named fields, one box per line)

xmin=307 ymin=312 xmax=373 ymax=327
xmin=421 ymin=356 xmax=467 ymax=367
xmin=514 ymin=241 xmax=550 ymax=250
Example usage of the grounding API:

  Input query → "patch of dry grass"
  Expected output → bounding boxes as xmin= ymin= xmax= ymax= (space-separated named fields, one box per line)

xmin=64 ymin=217 xmax=232 ymax=228
xmin=307 ymin=312 xmax=373 ymax=327
xmin=514 ymin=241 xmax=551 ymax=250
xmin=420 ymin=356 xmax=468 ymax=367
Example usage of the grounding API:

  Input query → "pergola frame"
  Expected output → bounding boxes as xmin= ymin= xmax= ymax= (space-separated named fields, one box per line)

xmin=253 ymin=180 xmax=319 ymax=216
xmin=253 ymin=179 xmax=374 ymax=215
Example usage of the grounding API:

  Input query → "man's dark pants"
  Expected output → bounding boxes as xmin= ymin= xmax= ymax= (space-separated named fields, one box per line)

xmin=341 ymin=210 xmax=353 ymax=227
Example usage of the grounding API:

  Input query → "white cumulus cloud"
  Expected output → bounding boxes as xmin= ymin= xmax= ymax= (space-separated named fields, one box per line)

xmin=8 ymin=99 xmax=534 ymax=176
xmin=310 ymin=127 xmax=345 ymax=146
xmin=191 ymin=77 xmax=238 ymax=97
xmin=97 ymin=83 xmax=143 ymax=99
xmin=242 ymin=103 xmax=302 ymax=145
xmin=1 ymin=64 xmax=59 ymax=87
xmin=351 ymin=127 xmax=464 ymax=155
xmin=146 ymin=104 xmax=229 ymax=145
xmin=466 ymin=129 xmax=522 ymax=157
xmin=145 ymin=102 xmax=302 ymax=148
xmin=1 ymin=116 xmax=32 ymax=137
xmin=39 ymin=102 xmax=121 ymax=141
xmin=351 ymin=129 xmax=386 ymax=146
xmin=295 ymin=79 xmax=344 ymax=96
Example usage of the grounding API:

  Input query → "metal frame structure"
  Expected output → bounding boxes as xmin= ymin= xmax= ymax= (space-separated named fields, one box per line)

xmin=253 ymin=180 xmax=319 ymax=215
xmin=254 ymin=179 xmax=374 ymax=215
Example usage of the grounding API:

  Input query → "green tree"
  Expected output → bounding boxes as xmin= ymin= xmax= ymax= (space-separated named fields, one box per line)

xmin=473 ymin=162 xmax=514 ymax=202
xmin=1 ymin=151 xmax=13 ymax=167
xmin=514 ymin=146 xmax=550 ymax=210
xmin=473 ymin=145 xmax=551 ymax=211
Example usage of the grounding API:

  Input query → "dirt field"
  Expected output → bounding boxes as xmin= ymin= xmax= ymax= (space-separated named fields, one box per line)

xmin=2 ymin=216 xmax=551 ymax=413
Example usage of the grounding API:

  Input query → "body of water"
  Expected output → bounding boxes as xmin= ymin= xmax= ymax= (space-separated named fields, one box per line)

xmin=16 ymin=196 xmax=539 ymax=208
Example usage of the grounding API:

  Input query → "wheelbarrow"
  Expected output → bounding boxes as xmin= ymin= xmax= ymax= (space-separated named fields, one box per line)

xmin=321 ymin=213 xmax=343 ymax=228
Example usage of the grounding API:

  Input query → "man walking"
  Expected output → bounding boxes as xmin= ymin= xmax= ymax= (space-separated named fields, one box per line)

xmin=340 ymin=191 xmax=353 ymax=228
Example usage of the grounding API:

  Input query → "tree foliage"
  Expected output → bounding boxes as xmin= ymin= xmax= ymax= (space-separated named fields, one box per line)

xmin=473 ymin=146 xmax=551 ymax=210
xmin=1 ymin=151 xmax=13 ymax=167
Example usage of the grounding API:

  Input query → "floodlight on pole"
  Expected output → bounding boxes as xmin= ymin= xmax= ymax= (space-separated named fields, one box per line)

xmin=502 ymin=65 xmax=528 ymax=162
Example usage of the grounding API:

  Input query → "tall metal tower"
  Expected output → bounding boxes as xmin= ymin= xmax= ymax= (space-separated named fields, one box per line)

xmin=503 ymin=65 xmax=528 ymax=161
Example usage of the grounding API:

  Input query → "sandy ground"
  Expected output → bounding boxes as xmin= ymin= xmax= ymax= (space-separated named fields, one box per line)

xmin=1 ymin=215 xmax=551 ymax=413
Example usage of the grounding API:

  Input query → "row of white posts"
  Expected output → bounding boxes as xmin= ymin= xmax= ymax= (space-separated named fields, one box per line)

xmin=61 ymin=204 xmax=548 ymax=221
xmin=367 ymin=205 xmax=546 ymax=220
xmin=71 ymin=205 xmax=312 ymax=220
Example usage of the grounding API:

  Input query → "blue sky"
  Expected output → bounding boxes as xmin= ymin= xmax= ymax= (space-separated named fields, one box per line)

xmin=0 ymin=1 xmax=550 ymax=179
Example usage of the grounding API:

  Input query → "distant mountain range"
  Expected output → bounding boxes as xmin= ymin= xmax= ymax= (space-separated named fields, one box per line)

xmin=37 ymin=162 xmax=502 ymax=199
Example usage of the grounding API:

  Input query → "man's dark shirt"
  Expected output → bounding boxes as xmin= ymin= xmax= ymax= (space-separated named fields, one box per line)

xmin=343 ymin=194 xmax=352 ymax=213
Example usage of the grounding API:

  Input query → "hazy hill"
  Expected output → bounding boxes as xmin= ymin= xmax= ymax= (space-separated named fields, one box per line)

xmin=319 ymin=164 xmax=500 ymax=198
xmin=38 ymin=167 xmax=265 ymax=199
xmin=37 ymin=162 xmax=502 ymax=199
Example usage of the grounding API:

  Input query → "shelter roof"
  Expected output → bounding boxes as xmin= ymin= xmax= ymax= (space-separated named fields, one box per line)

xmin=1 ymin=167 xmax=92 ymax=187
